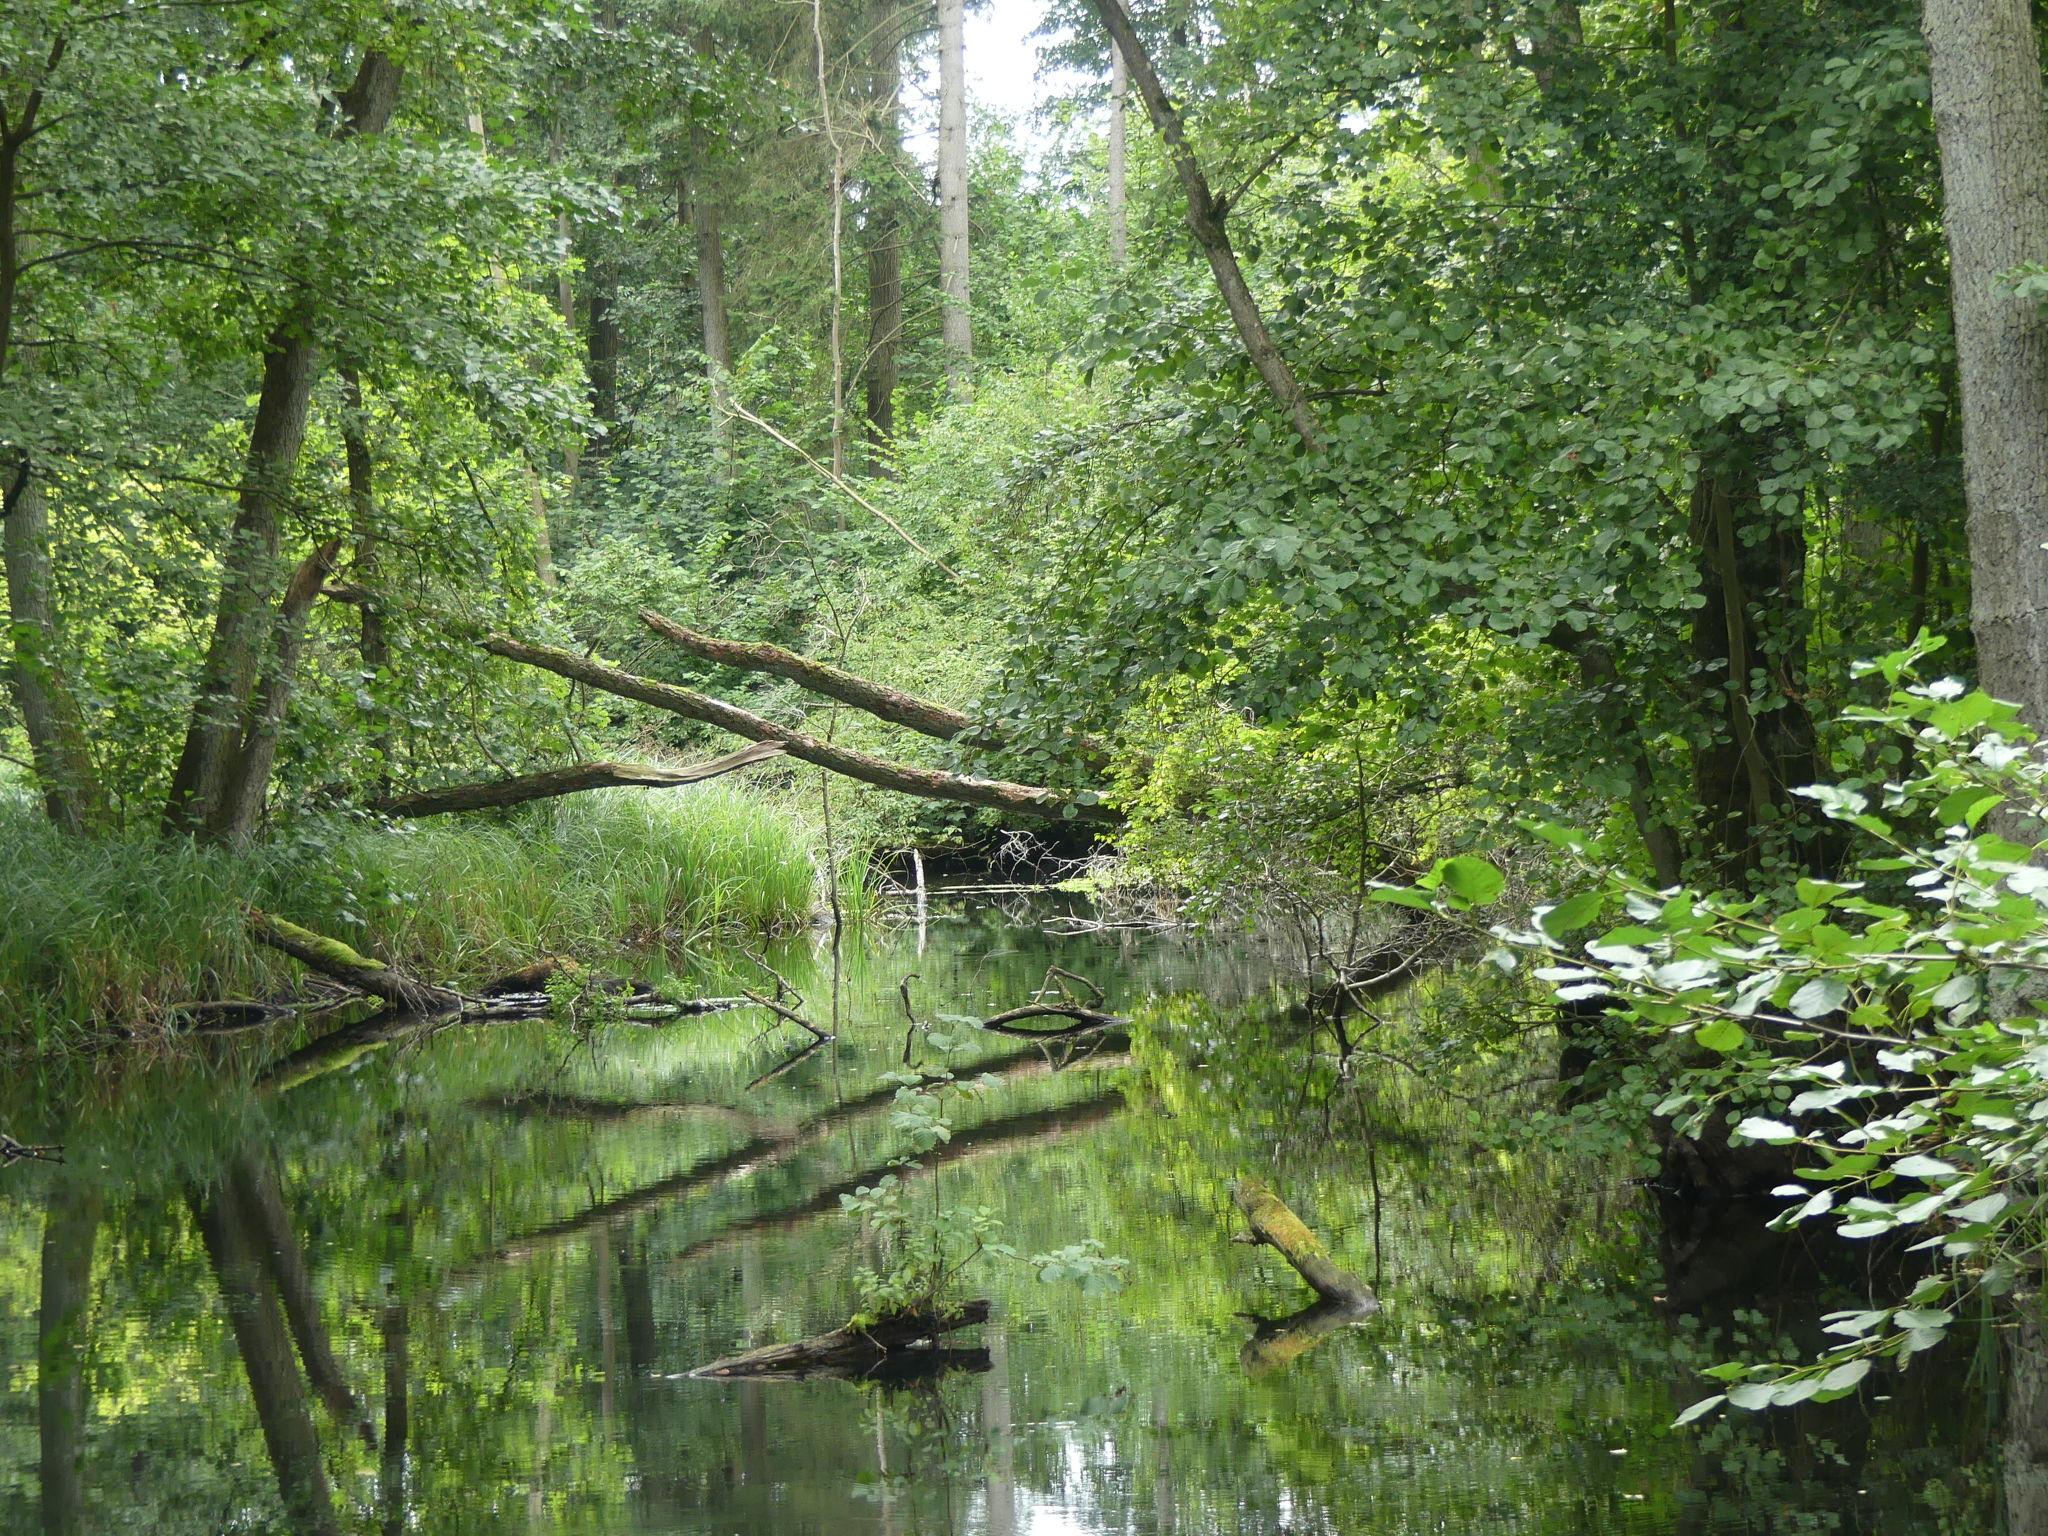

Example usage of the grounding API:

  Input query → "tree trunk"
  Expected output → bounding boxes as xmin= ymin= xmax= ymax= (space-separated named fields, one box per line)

xmin=483 ymin=633 xmax=1107 ymax=820
xmin=937 ymin=0 xmax=973 ymax=396
xmin=689 ymin=1300 xmax=990 ymax=1380
xmin=194 ymin=1183 xmax=342 ymax=1536
xmin=247 ymin=908 xmax=460 ymax=1012
xmin=1108 ymin=40 xmax=1129 ymax=267
xmin=162 ymin=48 xmax=401 ymax=838
xmin=1922 ymin=0 xmax=2048 ymax=724
xmin=2 ymin=463 xmax=105 ymax=832
xmin=37 ymin=1182 xmax=98 ymax=1536
xmin=209 ymin=539 xmax=342 ymax=842
xmin=864 ymin=10 xmax=904 ymax=458
xmin=1685 ymin=435 xmax=1822 ymax=877
xmin=1230 ymin=1176 xmax=1377 ymax=1311
xmin=1083 ymin=0 xmax=1320 ymax=450
xmin=371 ymin=740 xmax=784 ymax=817
xmin=338 ymin=370 xmax=392 ymax=795
xmin=587 ymin=260 xmax=623 ymax=448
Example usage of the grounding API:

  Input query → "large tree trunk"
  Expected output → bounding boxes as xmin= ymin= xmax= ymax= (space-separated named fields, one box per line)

xmin=587 ymin=258 xmax=623 ymax=448
xmin=37 ymin=1182 xmax=99 ymax=1536
xmin=936 ymin=0 xmax=973 ymax=396
xmin=1083 ymin=0 xmax=1320 ymax=450
xmin=1923 ymin=0 xmax=2048 ymax=724
xmin=1108 ymin=40 xmax=1129 ymax=267
xmin=863 ymin=7 xmax=904 ymax=460
xmin=162 ymin=49 xmax=401 ymax=838
xmin=2 ymin=464 xmax=105 ymax=832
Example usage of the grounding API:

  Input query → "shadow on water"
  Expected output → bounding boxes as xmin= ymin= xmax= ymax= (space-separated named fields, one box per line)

xmin=0 ymin=897 xmax=2020 ymax=1532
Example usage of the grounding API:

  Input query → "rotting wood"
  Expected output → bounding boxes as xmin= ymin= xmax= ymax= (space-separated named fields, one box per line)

xmin=247 ymin=909 xmax=458 ymax=1013
xmin=1230 ymin=1175 xmax=1377 ymax=1311
xmin=372 ymin=741 xmax=784 ymax=818
xmin=483 ymin=633 xmax=1109 ymax=822
xmin=689 ymin=1300 xmax=990 ymax=1379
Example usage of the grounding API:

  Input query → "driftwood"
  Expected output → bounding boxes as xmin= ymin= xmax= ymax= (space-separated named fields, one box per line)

xmin=483 ymin=634 xmax=1108 ymax=822
xmin=0 ymin=1133 xmax=62 ymax=1164
xmin=976 ymin=966 xmax=1127 ymax=1037
xmin=638 ymin=609 xmax=1117 ymax=772
xmin=248 ymin=910 xmax=458 ymax=1013
xmin=370 ymin=740 xmax=784 ymax=817
xmin=1231 ymin=1176 xmax=1378 ymax=1311
xmin=689 ymin=1300 xmax=991 ymax=1380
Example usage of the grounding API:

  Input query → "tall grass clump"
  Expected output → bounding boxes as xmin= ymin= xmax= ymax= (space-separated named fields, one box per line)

xmin=0 ymin=783 xmax=820 ymax=1049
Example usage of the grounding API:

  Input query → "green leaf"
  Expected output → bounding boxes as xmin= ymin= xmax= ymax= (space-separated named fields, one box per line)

xmin=1434 ymin=856 xmax=1506 ymax=905
xmin=1538 ymin=890 xmax=1604 ymax=938
xmin=1787 ymin=976 xmax=1849 ymax=1018
xmin=1695 ymin=1018 xmax=1748 ymax=1054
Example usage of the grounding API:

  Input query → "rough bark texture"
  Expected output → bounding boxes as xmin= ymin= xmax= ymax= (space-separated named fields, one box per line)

xmin=163 ymin=49 xmax=401 ymax=838
xmin=1231 ymin=1176 xmax=1377 ymax=1311
xmin=2 ymin=464 xmax=104 ymax=831
xmin=587 ymin=261 xmax=623 ymax=445
xmin=1108 ymin=42 xmax=1129 ymax=267
xmin=936 ymin=0 xmax=973 ymax=395
xmin=1923 ymin=0 xmax=2048 ymax=724
xmin=1084 ymin=0 xmax=1321 ymax=450
xmin=484 ymin=633 xmax=1105 ymax=821
xmin=686 ymin=51 xmax=734 ymax=469
xmin=372 ymin=740 xmax=784 ymax=817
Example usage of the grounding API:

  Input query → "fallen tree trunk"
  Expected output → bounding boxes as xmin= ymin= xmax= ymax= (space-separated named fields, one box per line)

xmin=247 ymin=910 xmax=458 ymax=1013
xmin=1231 ymin=1176 xmax=1377 ymax=1311
xmin=1239 ymin=1295 xmax=1371 ymax=1375
xmin=689 ymin=1300 xmax=990 ymax=1380
xmin=484 ymin=633 xmax=1108 ymax=822
xmin=638 ymin=609 xmax=1117 ymax=771
xmin=979 ymin=1002 xmax=1128 ymax=1036
xmin=371 ymin=741 xmax=784 ymax=817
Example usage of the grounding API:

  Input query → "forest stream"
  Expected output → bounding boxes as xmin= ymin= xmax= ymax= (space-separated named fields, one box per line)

xmin=0 ymin=896 xmax=2005 ymax=1533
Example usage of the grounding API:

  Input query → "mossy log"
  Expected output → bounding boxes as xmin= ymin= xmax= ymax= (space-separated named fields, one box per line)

xmin=688 ymin=1300 xmax=991 ymax=1380
xmin=247 ymin=910 xmax=457 ymax=1013
xmin=1239 ymin=1296 xmax=1373 ymax=1374
xmin=1231 ymin=1176 xmax=1377 ymax=1311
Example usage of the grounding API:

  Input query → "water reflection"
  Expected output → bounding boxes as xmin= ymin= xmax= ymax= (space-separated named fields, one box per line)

xmin=0 ymin=900 xmax=2007 ymax=1531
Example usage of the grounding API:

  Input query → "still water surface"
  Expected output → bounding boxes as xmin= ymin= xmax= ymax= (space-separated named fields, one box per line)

xmin=0 ymin=898 xmax=2003 ymax=1532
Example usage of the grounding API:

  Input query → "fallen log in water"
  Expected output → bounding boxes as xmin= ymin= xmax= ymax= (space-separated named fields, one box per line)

xmin=1230 ymin=1176 xmax=1378 ymax=1312
xmin=247 ymin=909 xmax=458 ymax=1013
xmin=689 ymin=1300 xmax=991 ymax=1380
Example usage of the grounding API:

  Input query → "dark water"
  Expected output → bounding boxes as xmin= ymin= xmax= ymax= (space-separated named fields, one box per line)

xmin=0 ymin=898 xmax=2007 ymax=1532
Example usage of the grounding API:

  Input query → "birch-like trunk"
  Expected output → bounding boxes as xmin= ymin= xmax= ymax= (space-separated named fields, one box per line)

xmin=1108 ymin=41 xmax=1129 ymax=267
xmin=937 ymin=0 xmax=973 ymax=396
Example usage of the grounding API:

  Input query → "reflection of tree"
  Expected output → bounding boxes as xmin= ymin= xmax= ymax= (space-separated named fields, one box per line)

xmin=379 ymin=1139 xmax=411 ymax=1536
xmin=191 ymin=1178 xmax=342 ymax=1536
xmin=38 ymin=1180 xmax=99 ymax=1536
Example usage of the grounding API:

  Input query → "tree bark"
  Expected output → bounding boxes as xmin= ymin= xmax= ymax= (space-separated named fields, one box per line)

xmin=2 ymin=462 xmax=104 ymax=831
xmin=247 ymin=908 xmax=459 ymax=1012
xmin=1108 ymin=40 xmax=1129 ymax=267
xmin=163 ymin=49 xmax=401 ymax=838
xmin=1922 ymin=0 xmax=2048 ymax=724
xmin=210 ymin=538 xmax=343 ymax=842
xmin=937 ymin=0 xmax=973 ymax=396
xmin=1231 ymin=1176 xmax=1377 ymax=1310
xmin=484 ymin=632 xmax=1107 ymax=821
xmin=638 ymin=608 xmax=1117 ymax=769
xmin=371 ymin=740 xmax=784 ymax=817
xmin=1082 ymin=0 xmax=1321 ymax=450
xmin=338 ymin=370 xmax=392 ymax=795
xmin=587 ymin=261 xmax=623 ymax=447
xmin=864 ymin=6 xmax=904 ymax=457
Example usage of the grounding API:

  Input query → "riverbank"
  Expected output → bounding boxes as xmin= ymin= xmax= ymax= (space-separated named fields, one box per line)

xmin=0 ymin=784 xmax=825 ymax=1050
